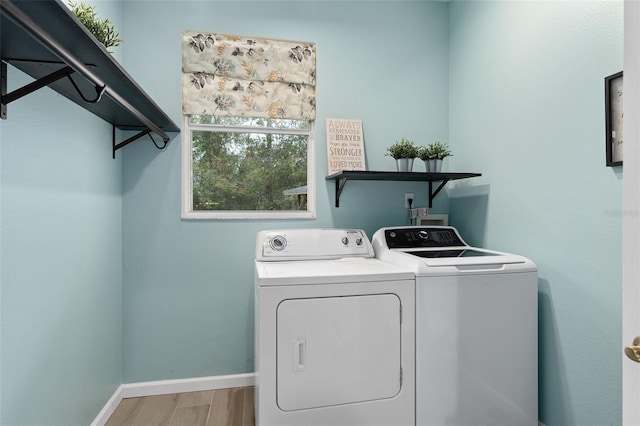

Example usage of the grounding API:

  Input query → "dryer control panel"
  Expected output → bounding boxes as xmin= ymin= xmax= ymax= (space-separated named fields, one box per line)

xmin=256 ymin=229 xmax=374 ymax=261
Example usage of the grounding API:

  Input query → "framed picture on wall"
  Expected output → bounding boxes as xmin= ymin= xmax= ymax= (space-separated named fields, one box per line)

xmin=325 ymin=118 xmax=366 ymax=175
xmin=605 ymin=71 xmax=623 ymax=167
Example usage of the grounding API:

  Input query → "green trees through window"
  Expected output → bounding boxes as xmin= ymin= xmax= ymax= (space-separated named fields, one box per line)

xmin=189 ymin=115 xmax=310 ymax=212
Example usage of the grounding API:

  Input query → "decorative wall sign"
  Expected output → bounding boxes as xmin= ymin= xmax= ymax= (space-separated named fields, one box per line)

xmin=326 ymin=118 xmax=366 ymax=175
xmin=605 ymin=71 xmax=623 ymax=167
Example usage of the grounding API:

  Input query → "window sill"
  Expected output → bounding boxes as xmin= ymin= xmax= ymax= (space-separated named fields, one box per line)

xmin=181 ymin=210 xmax=316 ymax=220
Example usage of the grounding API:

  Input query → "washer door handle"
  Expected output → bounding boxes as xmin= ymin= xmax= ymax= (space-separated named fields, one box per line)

xmin=293 ymin=338 xmax=306 ymax=372
xmin=625 ymin=336 xmax=640 ymax=363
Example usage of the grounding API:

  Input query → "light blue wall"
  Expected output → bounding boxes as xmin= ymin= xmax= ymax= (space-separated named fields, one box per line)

xmin=448 ymin=1 xmax=623 ymax=425
xmin=0 ymin=71 xmax=123 ymax=425
xmin=120 ymin=0 xmax=450 ymax=382
xmin=0 ymin=2 xmax=124 ymax=425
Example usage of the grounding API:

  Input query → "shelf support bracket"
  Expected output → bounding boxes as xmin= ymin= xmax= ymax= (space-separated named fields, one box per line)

xmin=1 ymin=61 xmax=75 ymax=119
xmin=334 ymin=177 xmax=348 ymax=207
xmin=65 ymin=72 xmax=106 ymax=104
xmin=113 ymin=127 xmax=152 ymax=159
xmin=112 ymin=127 xmax=169 ymax=159
xmin=428 ymin=179 xmax=450 ymax=208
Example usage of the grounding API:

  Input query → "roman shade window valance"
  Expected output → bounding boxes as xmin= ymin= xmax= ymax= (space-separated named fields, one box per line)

xmin=181 ymin=31 xmax=316 ymax=121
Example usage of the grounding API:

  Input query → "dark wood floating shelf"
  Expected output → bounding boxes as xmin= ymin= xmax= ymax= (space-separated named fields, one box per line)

xmin=0 ymin=0 xmax=180 ymax=158
xmin=326 ymin=171 xmax=482 ymax=208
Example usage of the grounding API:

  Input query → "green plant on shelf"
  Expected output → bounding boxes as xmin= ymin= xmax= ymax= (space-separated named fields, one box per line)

xmin=419 ymin=141 xmax=453 ymax=160
xmin=68 ymin=1 xmax=122 ymax=52
xmin=385 ymin=138 xmax=419 ymax=159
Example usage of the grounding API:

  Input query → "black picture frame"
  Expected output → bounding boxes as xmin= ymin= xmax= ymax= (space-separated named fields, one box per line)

xmin=605 ymin=71 xmax=623 ymax=167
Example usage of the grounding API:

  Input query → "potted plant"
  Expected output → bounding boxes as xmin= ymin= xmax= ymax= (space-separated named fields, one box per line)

xmin=420 ymin=141 xmax=452 ymax=172
xmin=68 ymin=1 xmax=122 ymax=53
xmin=417 ymin=145 xmax=434 ymax=171
xmin=386 ymin=138 xmax=419 ymax=172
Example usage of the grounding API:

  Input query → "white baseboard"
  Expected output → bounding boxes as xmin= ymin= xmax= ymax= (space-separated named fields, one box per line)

xmin=91 ymin=373 xmax=256 ymax=426
xmin=90 ymin=384 xmax=124 ymax=426
xmin=121 ymin=372 xmax=256 ymax=398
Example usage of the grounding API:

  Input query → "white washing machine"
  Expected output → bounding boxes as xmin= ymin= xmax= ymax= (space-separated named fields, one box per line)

xmin=372 ymin=226 xmax=538 ymax=426
xmin=254 ymin=228 xmax=415 ymax=426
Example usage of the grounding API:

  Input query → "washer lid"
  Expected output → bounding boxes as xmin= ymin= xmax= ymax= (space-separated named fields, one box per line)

xmin=416 ymin=252 xmax=527 ymax=268
xmin=408 ymin=248 xmax=504 ymax=258
xmin=376 ymin=249 xmax=535 ymax=276
xmin=373 ymin=226 xmax=536 ymax=273
xmin=399 ymin=246 xmax=526 ymax=266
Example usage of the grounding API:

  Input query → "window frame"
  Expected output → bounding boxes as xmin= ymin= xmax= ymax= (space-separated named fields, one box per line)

xmin=181 ymin=115 xmax=316 ymax=220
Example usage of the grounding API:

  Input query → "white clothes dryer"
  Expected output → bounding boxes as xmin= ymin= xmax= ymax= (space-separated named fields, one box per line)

xmin=255 ymin=229 xmax=415 ymax=426
xmin=372 ymin=226 xmax=538 ymax=426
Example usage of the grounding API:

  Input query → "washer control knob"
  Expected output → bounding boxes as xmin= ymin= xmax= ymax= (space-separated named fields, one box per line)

xmin=355 ymin=237 xmax=363 ymax=246
xmin=342 ymin=237 xmax=349 ymax=246
xmin=269 ymin=235 xmax=287 ymax=251
xmin=418 ymin=230 xmax=429 ymax=240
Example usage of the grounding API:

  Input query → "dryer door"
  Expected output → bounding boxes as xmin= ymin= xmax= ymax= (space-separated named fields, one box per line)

xmin=276 ymin=294 xmax=401 ymax=411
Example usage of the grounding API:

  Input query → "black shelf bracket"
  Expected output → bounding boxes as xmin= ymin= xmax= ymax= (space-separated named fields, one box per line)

xmin=428 ymin=179 xmax=450 ymax=208
xmin=65 ymin=72 xmax=105 ymax=104
xmin=1 ymin=61 xmax=75 ymax=119
xmin=334 ymin=177 xmax=348 ymax=208
xmin=1 ymin=60 xmax=107 ymax=119
xmin=112 ymin=126 xmax=169 ymax=159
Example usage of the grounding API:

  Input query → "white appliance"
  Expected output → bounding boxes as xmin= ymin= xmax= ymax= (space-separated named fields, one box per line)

xmin=372 ymin=226 xmax=538 ymax=426
xmin=255 ymin=229 xmax=415 ymax=426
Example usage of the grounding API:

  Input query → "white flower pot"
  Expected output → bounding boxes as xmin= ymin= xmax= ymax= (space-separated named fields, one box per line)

xmin=428 ymin=159 xmax=443 ymax=172
xmin=396 ymin=158 xmax=414 ymax=172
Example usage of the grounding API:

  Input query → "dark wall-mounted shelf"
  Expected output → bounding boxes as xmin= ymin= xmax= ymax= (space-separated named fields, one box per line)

xmin=326 ymin=171 xmax=482 ymax=208
xmin=0 ymin=0 xmax=180 ymax=158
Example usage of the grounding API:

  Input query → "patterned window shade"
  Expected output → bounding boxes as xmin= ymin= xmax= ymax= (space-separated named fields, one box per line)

xmin=182 ymin=31 xmax=316 ymax=121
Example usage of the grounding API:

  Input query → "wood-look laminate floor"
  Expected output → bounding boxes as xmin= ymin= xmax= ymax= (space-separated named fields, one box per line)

xmin=105 ymin=386 xmax=255 ymax=426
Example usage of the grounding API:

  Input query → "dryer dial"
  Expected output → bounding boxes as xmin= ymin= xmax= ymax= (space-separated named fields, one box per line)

xmin=269 ymin=235 xmax=287 ymax=251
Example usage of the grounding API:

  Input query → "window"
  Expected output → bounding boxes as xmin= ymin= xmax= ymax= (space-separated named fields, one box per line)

xmin=182 ymin=115 xmax=315 ymax=219
xmin=180 ymin=31 xmax=316 ymax=219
